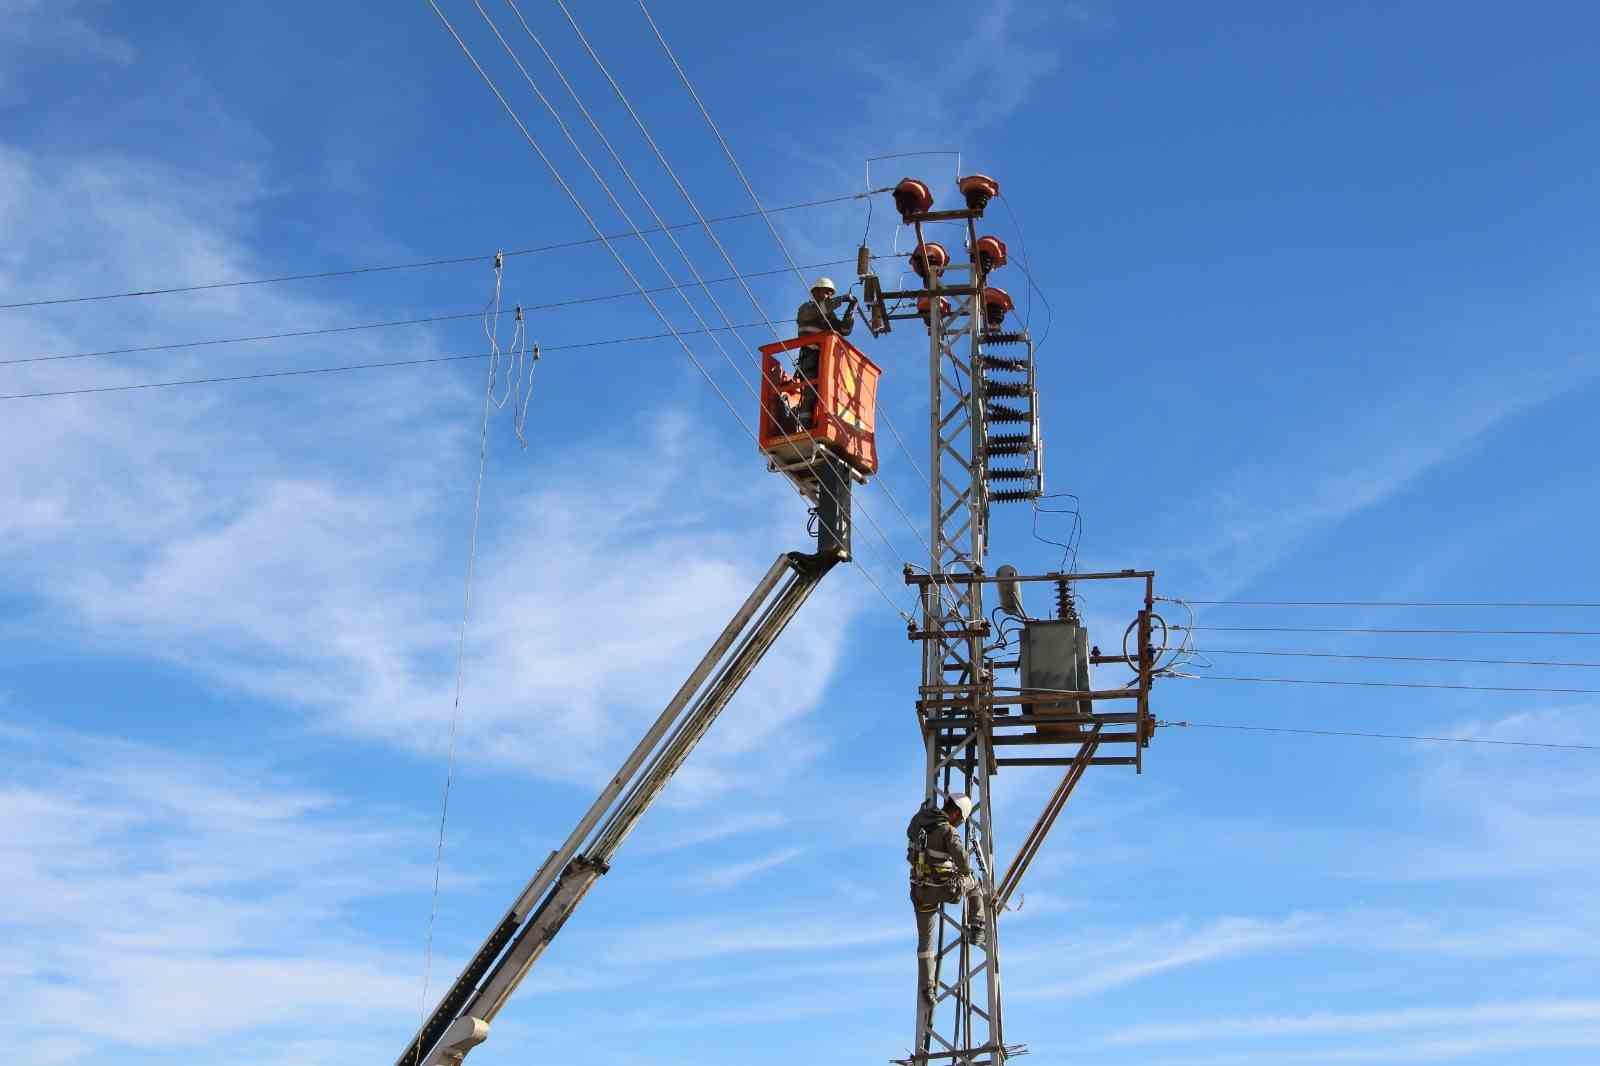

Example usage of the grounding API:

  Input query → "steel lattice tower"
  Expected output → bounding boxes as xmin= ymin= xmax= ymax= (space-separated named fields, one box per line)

xmin=868 ymin=176 xmax=1155 ymax=1066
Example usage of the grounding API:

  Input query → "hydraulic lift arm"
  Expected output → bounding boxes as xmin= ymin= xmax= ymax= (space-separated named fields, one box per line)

xmin=394 ymin=546 xmax=841 ymax=1066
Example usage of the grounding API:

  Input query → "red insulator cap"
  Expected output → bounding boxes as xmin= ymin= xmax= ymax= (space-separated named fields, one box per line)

xmin=893 ymin=177 xmax=934 ymax=221
xmin=958 ymin=174 xmax=1001 ymax=213
xmin=975 ymin=235 xmax=1009 ymax=272
xmin=909 ymin=241 xmax=950 ymax=281
xmin=982 ymin=286 xmax=1015 ymax=326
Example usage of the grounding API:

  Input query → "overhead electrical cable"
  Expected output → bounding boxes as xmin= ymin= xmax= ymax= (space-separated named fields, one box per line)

xmin=467 ymin=0 xmax=913 ymax=619
xmin=0 ymin=194 xmax=877 ymax=312
xmin=1175 ymin=625 xmax=1600 ymax=637
xmin=1177 ymin=674 xmax=1600 ymax=696
xmin=422 ymin=0 xmax=911 ymax=626
xmin=582 ymin=0 xmax=939 ymax=508
xmin=551 ymin=0 xmax=955 ymax=619
xmin=1181 ymin=599 xmax=1600 ymax=609
xmin=1 ymin=261 xmax=847 ymax=368
xmin=0 ymin=324 xmax=775 ymax=400
xmin=630 ymin=0 xmax=968 ymax=619
xmin=1160 ymin=720 xmax=1598 ymax=752
xmin=635 ymin=0 xmax=935 ymax=488
xmin=1189 ymin=647 xmax=1600 ymax=669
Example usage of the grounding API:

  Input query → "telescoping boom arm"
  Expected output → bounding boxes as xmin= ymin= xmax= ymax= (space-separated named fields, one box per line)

xmin=394 ymin=547 xmax=840 ymax=1066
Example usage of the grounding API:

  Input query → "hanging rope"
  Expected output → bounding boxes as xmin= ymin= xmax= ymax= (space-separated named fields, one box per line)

xmin=414 ymin=253 xmax=541 ymax=1061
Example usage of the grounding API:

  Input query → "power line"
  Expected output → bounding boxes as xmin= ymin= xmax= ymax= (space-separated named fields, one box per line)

xmin=1160 ymin=720 xmax=1598 ymax=752
xmin=0 ymin=194 xmax=876 ymax=312
xmin=466 ymin=0 xmax=914 ymax=625
xmin=619 ymin=0 xmax=963 ymax=622
xmin=1182 ymin=599 xmax=1600 ymax=609
xmin=1177 ymin=674 xmax=1600 ymax=695
xmin=631 ymin=1 xmax=944 ymax=518
xmin=0 ymin=323 xmax=772 ymax=400
xmin=0 ymin=258 xmax=860 ymax=368
xmin=1176 ymin=626 xmax=1600 ymax=637
xmin=1191 ymin=647 xmax=1600 ymax=669
xmin=421 ymin=0 xmax=912 ymax=631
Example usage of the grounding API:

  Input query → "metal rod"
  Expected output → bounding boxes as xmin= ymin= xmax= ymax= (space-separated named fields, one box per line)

xmin=994 ymin=756 xmax=1137 ymax=767
xmin=905 ymin=568 xmax=1154 ymax=585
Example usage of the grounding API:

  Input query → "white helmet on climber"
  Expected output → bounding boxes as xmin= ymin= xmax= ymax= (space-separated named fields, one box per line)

xmin=944 ymin=793 xmax=974 ymax=823
xmin=810 ymin=276 xmax=837 ymax=295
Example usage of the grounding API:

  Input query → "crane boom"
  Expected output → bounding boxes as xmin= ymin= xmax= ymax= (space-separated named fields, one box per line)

xmin=394 ymin=545 xmax=842 ymax=1066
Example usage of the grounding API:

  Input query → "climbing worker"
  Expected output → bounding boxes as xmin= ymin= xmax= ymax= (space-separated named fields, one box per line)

xmin=790 ymin=276 xmax=856 ymax=426
xmin=908 ymin=793 xmax=988 ymax=1006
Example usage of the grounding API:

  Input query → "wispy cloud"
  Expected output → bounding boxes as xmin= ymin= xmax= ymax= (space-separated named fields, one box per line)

xmin=632 ymin=809 xmax=790 ymax=856
xmin=1014 ymin=912 xmax=1329 ymax=1000
xmin=0 ymin=724 xmax=423 ymax=1058
xmin=1110 ymin=997 xmax=1600 ymax=1045
xmin=687 ymin=845 xmax=805 ymax=891
xmin=0 ymin=138 xmax=862 ymax=794
xmin=1159 ymin=358 xmax=1598 ymax=594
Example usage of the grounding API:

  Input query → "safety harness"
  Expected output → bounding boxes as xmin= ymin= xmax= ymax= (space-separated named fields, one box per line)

xmin=908 ymin=823 xmax=959 ymax=889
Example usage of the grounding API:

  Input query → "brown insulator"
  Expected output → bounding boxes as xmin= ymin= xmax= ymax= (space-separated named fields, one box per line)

xmin=1055 ymin=579 xmax=1079 ymax=623
xmin=982 ymin=286 xmax=1015 ymax=327
xmin=985 ymin=402 xmax=1031 ymax=423
xmin=984 ymin=432 xmax=1033 ymax=454
xmin=985 ymin=466 xmax=1040 ymax=482
xmin=909 ymin=241 xmax=950 ymax=281
xmin=856 ymin=244 xmax=872 ymax=277
xmin=980 ymin=330 xmax=1027 ymax=346
xmin=916 ymin=295 xmax=952 ymax=326
xmin=893 ymin=177 xmax=934 ymax=221
xmin=976 ymin=234 xmax=1009 ymax=272
xmin=958 ymin=174 xmax=1001 ymax=213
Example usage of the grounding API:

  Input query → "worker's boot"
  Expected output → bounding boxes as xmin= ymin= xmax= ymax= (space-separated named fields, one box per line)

xmin=965 ymin=922 xmax=987 ymax=949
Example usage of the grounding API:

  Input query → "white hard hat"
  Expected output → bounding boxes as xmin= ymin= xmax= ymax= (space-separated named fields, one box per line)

xmin=945 ymin=794 xmax=974 ymax=822
xmin=811 ymin=276 xmax=836 ymax=293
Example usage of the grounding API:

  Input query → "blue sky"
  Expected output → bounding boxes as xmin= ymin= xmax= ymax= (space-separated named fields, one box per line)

xmin=3 ymin=1 xmax=1598 ymax=1064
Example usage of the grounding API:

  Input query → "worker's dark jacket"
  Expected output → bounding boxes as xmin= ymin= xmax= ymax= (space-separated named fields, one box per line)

xmin=796 ymin=296 xmax=854 ymax=338
xmin=907 ymin=805 xmax=970 ymax=912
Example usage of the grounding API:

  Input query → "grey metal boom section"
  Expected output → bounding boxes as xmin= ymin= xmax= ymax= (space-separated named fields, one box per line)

xmin=395 ymin=549 xmax=838 ymax=1066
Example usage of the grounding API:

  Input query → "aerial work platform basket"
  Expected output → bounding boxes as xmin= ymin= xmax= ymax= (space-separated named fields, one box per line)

xmin=758 ymin=332 xmax=881 ymax=490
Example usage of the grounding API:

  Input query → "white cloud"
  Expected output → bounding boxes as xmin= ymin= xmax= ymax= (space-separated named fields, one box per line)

xmin=0 ymin=139 xmax=863 ymax=794
xmin=0 ymin=724 xmax=424 ymax=1058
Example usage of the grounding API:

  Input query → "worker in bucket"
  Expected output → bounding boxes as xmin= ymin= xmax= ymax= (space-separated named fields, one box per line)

xmin=789 ymin=276 xmax=856 ymax=427
xmin=908 ymin=793 xmax=987 ymax=1006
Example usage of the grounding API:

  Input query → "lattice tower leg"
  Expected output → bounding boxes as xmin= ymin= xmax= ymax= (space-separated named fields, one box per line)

xmin=912 ymin=222 xmax=1006 ymax=1065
